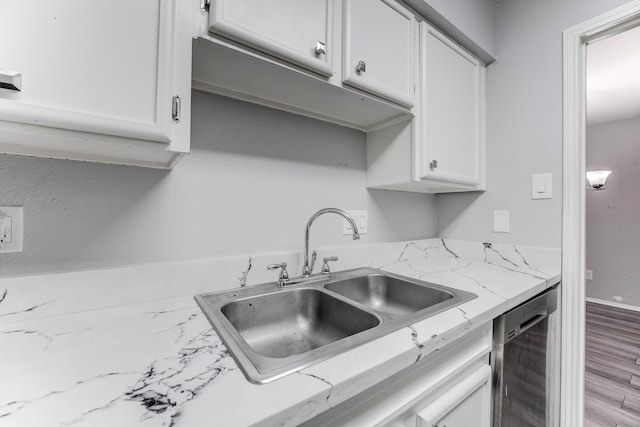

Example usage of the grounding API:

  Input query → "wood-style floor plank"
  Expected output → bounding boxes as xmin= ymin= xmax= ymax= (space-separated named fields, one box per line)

xmin=586 ymin=335 xmax=639 ymax=363
xmin=585 ymin=370 xmax=625 ymax=408
xmin=621 ymin=392 xmax=640 ymax=417
xmin=585 ymin=301 xmax=640 ymax=426
xmin=587 ymin=302 xmax=640 ymax=321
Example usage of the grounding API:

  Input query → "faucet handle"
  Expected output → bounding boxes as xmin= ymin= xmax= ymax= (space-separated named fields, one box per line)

xmin=267 ymin=263 xmax=289 ymax=282
xmin=321 ymin=256 xmax=338 ymax=274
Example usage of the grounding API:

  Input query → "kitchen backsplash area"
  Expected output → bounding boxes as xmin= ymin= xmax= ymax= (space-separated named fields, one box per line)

xmin=0 ymin=238 xmax=560 ymax=324
xmin=0 ymin=91 xmax=436 ymax=278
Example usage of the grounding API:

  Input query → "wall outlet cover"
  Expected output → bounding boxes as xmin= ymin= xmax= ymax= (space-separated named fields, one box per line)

xmin=0 ymin=216 xmax=11 ymax=243
xmin=0 ymin=206 xmax=23 ymax=253
xmin=343 ymin=210 xmax=368 ymax=235
xmin=493 ymin=210 xmax=510 ymax=233
xmin=585 ymin=269 xmax=593 ymax=280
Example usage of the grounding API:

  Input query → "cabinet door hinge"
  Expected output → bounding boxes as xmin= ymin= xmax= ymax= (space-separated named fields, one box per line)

xmin=172 ymin=96 xmax=181 ymax=123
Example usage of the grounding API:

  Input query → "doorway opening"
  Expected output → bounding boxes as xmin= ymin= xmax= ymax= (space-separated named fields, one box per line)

xmin=562 ymin=2 xmax=640 ymax=425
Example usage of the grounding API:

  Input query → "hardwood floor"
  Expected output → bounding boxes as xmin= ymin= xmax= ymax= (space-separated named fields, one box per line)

xmin=585 ymin=301 xmax=640 ymax=426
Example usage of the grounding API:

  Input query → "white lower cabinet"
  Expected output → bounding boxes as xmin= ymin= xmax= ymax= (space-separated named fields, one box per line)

xmin=415 ymin=365 xmax=491 ymax=427
xmin=300 ymin=323 xmax=492 ymax=427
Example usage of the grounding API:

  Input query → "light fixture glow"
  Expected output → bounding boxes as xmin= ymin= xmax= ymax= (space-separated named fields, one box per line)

xmin=586 ymin=170 xmax=612 ymax=190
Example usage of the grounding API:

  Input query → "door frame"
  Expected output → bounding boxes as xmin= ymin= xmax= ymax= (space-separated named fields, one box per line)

xmin=561 ymin=1 xmax=640 ymax=425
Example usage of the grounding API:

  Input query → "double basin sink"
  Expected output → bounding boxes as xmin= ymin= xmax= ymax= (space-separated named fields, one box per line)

xmin=195 ymin=267 xmax=476 ymax=383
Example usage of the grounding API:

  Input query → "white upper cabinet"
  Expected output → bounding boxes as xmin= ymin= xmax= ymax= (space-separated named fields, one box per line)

xmin=420 ymin=23 xmax=485 ymax=187
xmin=193 ymin=0 xmax=412 ymax=132
xmin=208 ymin=0 xmax=333 ymax=77
xmin=366 ymin=22 xmax=486 ymax=194
xmin=0 ymin=0 xmax=192 ymax=168
xmin=343 ymin=0 xmax=415 ymax=107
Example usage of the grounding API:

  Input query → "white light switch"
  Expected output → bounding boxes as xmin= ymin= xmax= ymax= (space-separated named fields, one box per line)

xmin=532 ymin=173 xmax=553 ymax=199
xmin=493 ymin=210 xmax=510 ymax=233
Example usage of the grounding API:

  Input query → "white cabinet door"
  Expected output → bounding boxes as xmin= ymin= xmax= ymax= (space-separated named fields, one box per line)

xmin=0 ymin=0 xmax=191 ymax=168
xmin=420 ymin=23 xmax=485 ymax=187
xmin=343 ymin=0 xmax=415 ymax=107
xmin=208 ymin=0 xmax=334 ymax=77
xmin=415 ymin=365 xmax=491 ymax=427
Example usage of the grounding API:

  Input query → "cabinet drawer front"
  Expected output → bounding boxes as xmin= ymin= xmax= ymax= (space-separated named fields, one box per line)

xmin=0 ymin=0 xmax=176 ymax=143
xmin=416 ymin=365 xmax=491 ymax=427
xmin=343 ymin=0 xmax=415 ymax=107
xmin=209 ymin=0 xmax=333 ymax=77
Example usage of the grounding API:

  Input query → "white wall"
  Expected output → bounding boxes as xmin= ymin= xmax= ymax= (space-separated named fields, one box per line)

xmin=436 ymin=0 xmax=630 ymax=249
xmin=586 ymin=117 xmax=640 ymax=307
xmin=0 ymin=91 xmax=436 ymax=277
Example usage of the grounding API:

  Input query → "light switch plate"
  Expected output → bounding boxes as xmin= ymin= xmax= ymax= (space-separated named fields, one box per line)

xmin=343 ymin=210 xmax=368 ymax=235
xmin=0 ymin=206 xmax=23 ymax=253
xmin=532 ymin=173 xmax=553 ymax=199
xmin=493 ymin=210 xmax=510 ymax=233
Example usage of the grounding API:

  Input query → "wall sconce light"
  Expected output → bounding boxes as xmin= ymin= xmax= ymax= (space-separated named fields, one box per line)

xmin=586 ymin=170 xmax=612 ymax=190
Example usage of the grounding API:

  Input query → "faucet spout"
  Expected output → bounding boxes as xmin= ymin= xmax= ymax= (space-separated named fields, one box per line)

xmin=302 ymin=208 xmax=360 ymax=277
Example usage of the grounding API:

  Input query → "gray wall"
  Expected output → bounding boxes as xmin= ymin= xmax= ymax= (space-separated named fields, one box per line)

xmin=586 ymin=117 xmax=640 ymax=307
xmin=436 ymin=0 xmax=630 ymax=249
xmin=403 ymin=0 xmax=497 ymax=63
xmin=0 ymin=91 xmax=436 ymax=277
xmin=424 ymin=0 xmax=497 ymax=57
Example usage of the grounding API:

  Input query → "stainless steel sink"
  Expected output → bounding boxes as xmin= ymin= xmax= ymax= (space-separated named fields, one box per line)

xmin=195 ymin=267 xmax=476 ymax=384
xmin=325 ymin=274 xmax=454 ymax=316
xmin=220 ymin=288 xmax=380 ymax=358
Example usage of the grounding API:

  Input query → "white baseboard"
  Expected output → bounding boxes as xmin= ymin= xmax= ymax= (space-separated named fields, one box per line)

xmin=586 ymin=297 xmax=640 ymax=313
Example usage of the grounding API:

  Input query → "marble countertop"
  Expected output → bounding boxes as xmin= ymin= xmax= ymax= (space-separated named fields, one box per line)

xmin=0 ymin=239 xmax=560 ymax=427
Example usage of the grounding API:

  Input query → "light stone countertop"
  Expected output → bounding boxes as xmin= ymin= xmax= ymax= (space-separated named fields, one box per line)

xmin=0 ymin=239 xmax=561 ymax=427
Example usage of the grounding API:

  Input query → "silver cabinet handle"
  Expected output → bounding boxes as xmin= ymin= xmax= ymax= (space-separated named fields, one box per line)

xmin=0 ymin=70 xmax=22 ymax=91
xmin=315 ymin=41 xmax=327 ymax=56
xmin=430 ymin=160 xmax=438 ymax=170
xmin=356 ymin=60 xmax=366 ymax=73
xmin=172 ymin=96 xmax=181 ymax=122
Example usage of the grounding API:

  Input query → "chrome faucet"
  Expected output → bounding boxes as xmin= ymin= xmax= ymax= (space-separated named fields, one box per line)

xmin=302 ymin=208 xmax=360 ymax=277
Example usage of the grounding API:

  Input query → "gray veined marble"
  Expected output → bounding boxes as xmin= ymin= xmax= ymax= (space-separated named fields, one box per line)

xmin=0 ymin=239 xmax=560 ymax=426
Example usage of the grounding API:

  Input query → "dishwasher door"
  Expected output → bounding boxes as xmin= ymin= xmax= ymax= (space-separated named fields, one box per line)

xmin=492 ymin=286 xmax=558 ymax=427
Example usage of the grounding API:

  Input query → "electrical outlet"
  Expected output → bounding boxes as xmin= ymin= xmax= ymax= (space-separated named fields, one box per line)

xmin=585 ymin=270 xmax=593 ymax=280
xmin=0 ymin=206 xmax=23 ymax=253
xmin=343 ymin=210 xmax=368 ymax=235
xmin=0 ymin=216 xmax=11 ymax=243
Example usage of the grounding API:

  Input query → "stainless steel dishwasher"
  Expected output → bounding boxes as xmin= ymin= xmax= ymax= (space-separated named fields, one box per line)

xmin=492 ymin=286 xmax=559 ymax=427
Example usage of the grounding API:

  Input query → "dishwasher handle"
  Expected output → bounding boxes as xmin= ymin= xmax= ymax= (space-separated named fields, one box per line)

xmin=513 ymin=312 xmax=547 ymax=340
xmin=495 ymin=286 xmax=558 ymax=344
